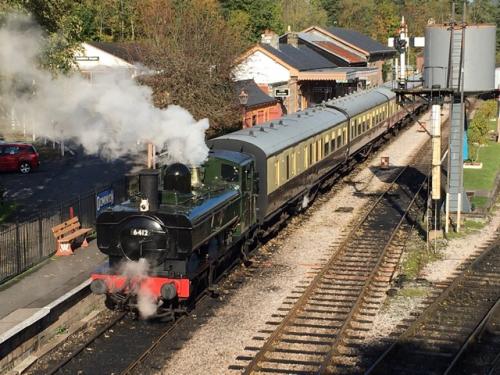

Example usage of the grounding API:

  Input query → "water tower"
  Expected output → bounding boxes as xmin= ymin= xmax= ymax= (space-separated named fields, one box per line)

xmin=396 ymin=3 xmax=497 ymax=232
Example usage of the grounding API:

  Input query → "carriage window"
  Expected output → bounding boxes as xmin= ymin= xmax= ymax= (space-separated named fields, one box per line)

xmin=324 ymin=142 xmax=329 ymax=155
xmin=274 ymin=160 xmax=280 ymax=187
xmin=286 ymin=155 xmax=290 ymax=180
xmin=304 ymin=146 xmax=308 ymax=168
xmin=330 ymin=139 xmax=335 ymax=151
xmin=309 ymin=144 xmax=313 ymax=165
xmin=221 ymin=164 xmax=239 ymax=182
xmin=337 ymin=135 xmax=342 ymax=148
xmin=316 ymin=140 xmax=321 ymax=161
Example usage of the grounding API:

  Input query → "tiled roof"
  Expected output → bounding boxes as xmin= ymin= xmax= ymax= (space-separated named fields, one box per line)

xmin=326 ymin=27 xmax=395 ymax=55
xmin=313 ymin=41 xmax=366 ymax=64
xmin=261 ymin=43 xmax=337 ymax=71
xmin=234 ymin=79 xmax=277 ymax=108
xmin=87 ymin=42 xmax=147 ymax=64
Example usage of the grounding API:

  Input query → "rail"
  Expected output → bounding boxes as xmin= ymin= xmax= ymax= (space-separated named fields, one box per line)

xmin=443 ymin=297 xmax=500 ymax=375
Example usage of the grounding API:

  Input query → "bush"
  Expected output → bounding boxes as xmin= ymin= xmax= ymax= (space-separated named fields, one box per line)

xmin=478 ymin=100 xmax=497 ymax=120
xmin=468 ymin=111 xmax=489 ymax=162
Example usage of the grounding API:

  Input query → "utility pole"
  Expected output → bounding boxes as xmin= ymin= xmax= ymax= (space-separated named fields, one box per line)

xmin=497 ymin=85 xmax=500 ymax=143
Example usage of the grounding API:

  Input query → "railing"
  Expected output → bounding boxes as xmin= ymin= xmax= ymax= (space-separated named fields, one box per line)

xmin=0 ymin=176 xmax=131 ymax=284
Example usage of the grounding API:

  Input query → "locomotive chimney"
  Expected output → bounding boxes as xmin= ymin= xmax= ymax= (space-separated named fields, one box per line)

xmin=139 ymin=169 xmax=160 ymax=211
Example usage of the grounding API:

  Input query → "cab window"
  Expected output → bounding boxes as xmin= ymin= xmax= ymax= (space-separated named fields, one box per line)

xmin=221 ymin=164 xmax=239 ymax=182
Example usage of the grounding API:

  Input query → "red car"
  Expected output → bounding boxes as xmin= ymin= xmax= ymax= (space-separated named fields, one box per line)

xmin=0 ymin=143 xmax=40 ymax=173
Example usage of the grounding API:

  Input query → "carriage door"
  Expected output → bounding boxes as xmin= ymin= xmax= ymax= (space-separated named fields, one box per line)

xmin=241 ymin=162 xmax=254 ymax=230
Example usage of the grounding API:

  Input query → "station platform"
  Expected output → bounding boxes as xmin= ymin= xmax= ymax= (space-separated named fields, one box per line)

xmin=0 ymin=243 xmax=106 ymax=337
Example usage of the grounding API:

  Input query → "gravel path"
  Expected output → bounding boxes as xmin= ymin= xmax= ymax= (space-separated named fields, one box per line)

xmin=158 ymin=115 xmax=432 ymax=375
xmin=421 ymin=211 xmax=500 ymax=282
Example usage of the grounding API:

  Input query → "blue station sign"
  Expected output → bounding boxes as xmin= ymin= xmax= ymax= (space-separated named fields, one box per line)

xmin=96 ymin=188 xmax=114 ymax=214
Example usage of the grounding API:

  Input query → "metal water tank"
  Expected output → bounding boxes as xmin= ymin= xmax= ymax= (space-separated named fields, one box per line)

xmin=424 ymin=24 xmax=496 ymax=92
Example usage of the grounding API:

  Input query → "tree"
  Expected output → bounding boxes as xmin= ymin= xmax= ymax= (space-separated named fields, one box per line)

xmin=138 ymin=0 xmax=244 ymax=135
xmin=281 ymin=0 xmax=328 ymax=31
xmin=334 ymin=0 xmax=374 ymax=36
xmin=370 ymin=0 xmax=399 ymax=42
xmin=468 ymin=0 xmax=497 ymax=23
xmin=219 ymin=0 xmax=283 ymax=41
xmin=0 ymin=0 xmax=83 ymax=73
xmin=468 ymin=110 xmax=489 ymax=162
xmin=317 ymin=0 xmax=341 ymax=26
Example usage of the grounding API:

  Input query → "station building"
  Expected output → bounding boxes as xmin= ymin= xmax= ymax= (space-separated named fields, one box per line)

xmin=234 ymin=27 xmax=395 ymax=114
xmin=235 ymin=79 xmax=283 ymax=128
xmin=74 ymin=42 xmax=145 ymax=80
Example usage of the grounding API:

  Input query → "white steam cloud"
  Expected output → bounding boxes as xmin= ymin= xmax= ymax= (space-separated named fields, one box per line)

xmin=0 ymin=14 xmax=209 ymax=165
xmin=119 ymin=258 xmax=157 ymax=319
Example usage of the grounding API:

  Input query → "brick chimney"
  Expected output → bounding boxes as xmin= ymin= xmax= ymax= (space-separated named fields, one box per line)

xmin=287 ymin=32 xmax=299 ymax=48
xmin=261 ymin=29 xmax=279 ymax=50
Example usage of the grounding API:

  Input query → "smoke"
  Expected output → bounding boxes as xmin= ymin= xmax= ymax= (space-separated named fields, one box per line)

xmin=119 ymin=258 xmax=157 ymax=319
xmin=0 ymin=14 xmax=209 ymax=165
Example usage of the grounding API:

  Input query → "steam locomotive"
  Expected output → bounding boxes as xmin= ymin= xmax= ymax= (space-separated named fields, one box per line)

xmin=90 ymin=82 xmax=425 ymax=319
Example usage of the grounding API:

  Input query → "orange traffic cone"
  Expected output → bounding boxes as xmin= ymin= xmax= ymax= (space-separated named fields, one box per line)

xmin=55 ymin=241 xmax=74 ymax=256
xmin=81 ymin=237 xmax=89 ymax=248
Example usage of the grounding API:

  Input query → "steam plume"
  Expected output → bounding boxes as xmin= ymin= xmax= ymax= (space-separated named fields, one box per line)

xmin=119 ymin=259 xmax=157 ymax=319
xmin=0 ymin=14 xmax=209 ymax=165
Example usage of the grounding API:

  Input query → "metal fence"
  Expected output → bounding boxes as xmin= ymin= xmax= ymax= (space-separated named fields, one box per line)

xmin=0 ymin=177 xmax=130 ymax=284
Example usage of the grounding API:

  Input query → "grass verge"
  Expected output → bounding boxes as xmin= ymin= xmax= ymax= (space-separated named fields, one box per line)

xmin=400 ymin=230 xmax=443 ymax=280
xmin=464 ymin=140 xmax=500 ymax=191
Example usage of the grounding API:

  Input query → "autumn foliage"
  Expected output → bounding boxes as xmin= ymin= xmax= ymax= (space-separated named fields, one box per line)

xmin=136 ymin=0 xmax=246 ymax=136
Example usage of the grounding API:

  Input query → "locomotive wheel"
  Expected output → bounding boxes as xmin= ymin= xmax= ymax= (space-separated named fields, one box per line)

xmin=105 ymin=296 xmax=118 ymax=310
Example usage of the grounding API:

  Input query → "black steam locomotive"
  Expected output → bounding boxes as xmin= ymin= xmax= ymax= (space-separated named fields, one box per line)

xmin=90 ymin=84 xmax=425 ymax=319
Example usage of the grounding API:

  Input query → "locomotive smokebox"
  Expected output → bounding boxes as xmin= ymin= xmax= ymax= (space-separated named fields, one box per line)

xmin=139 ymin=169 xmax=160 ymax=211
xmin=164 ymin=163 xmax=191 ymax=194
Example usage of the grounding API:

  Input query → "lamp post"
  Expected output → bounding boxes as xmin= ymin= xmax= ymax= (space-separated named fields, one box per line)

xmin=239 ymin=89 xmax=248 ymax=128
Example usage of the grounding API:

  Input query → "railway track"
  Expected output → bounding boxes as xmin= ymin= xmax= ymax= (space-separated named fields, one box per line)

xmin=42 ymin=310 xmax=181 ymax=375
xmin=365 ymin=237 xmax=500 ymax=375
xmin=231 ymin=150 xmax=431 ymax=374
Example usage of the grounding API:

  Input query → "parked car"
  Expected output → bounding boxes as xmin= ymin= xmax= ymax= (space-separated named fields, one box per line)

xmin=0 ymin=143 xmax=40 ymax=173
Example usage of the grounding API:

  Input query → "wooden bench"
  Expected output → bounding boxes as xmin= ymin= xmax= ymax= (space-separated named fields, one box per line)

xmin=51 ymin=216 xmax=92 ymax=256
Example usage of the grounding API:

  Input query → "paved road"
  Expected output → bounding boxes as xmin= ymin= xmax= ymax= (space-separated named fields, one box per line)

xmin=1 ymin=150 xmax=138 ymax=220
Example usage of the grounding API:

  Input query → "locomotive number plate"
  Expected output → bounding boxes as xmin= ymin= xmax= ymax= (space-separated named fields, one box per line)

xmin=130 ymin=228 xmax=150 ymax=236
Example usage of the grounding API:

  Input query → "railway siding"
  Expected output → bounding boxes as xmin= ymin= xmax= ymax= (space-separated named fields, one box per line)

xmin=366 ymin=237 xmax=500 ymax=375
